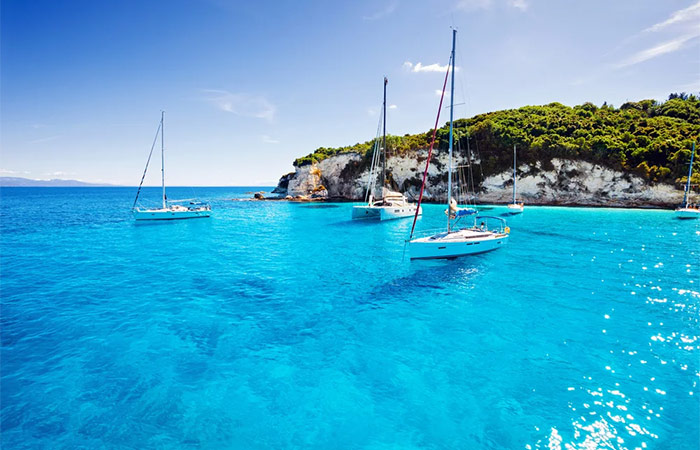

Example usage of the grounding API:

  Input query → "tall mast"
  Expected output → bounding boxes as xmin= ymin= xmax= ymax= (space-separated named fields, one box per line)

xmin=161 ymin=111 xmax=166 ymax=209
xmin=382 ymin=77 xmax=387 ymax=195
xmin=447 ymin=29 xmax=456 ymax=232
xmin=684 ymin=141 xmax=695 ymax=207
xmin=512 ymin=145 xmax=517 ymax=204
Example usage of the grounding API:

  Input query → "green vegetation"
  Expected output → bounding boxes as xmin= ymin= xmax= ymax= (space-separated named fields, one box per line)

xmin=294 ymin=94 xmax=700 ymax=185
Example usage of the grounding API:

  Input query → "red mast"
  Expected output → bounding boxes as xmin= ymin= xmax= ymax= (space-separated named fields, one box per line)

xmin=409 ymin=58 xmax=452 ymax=239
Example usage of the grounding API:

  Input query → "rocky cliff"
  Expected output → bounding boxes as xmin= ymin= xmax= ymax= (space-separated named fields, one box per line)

xmin=273 ymin=151 xmax=685 ymax=208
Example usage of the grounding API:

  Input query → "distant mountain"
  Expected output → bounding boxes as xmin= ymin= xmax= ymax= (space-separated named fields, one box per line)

xmin=0 ymin=177 xmax=116 ymax=187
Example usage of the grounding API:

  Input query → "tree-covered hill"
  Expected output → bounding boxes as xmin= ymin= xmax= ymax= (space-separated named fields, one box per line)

xmin=294 ymin=94 xmax=700 ymax=186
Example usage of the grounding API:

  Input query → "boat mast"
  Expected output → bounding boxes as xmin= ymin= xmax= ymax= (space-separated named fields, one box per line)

xmin=512 ymin=145 xmax=517 ymax=204
xmin=683 ymin=142 xmax=695 ymax=207
xmin=161 ymin=111 xmax=166 ymax=209
xmin=382 ymin=77 xmax=387 ymax=196
xmin=447 ymin=29 xmax=456 ymax=232
xmin=409 ymin=49 xmax=451 ymax=240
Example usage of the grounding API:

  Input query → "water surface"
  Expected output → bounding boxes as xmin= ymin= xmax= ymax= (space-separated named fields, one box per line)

xmin=1 ymin=187 xmax=698 ymax=449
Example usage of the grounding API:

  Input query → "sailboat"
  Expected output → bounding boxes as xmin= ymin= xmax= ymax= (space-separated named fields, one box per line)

xmin=132 ymin=112 xmax=211 ymax=221
xmin=352 ymin=77 xmax=422 ymax=221
xmin=408 ymin=29 xmax=509 ymax=260
xmin=506 ymin=145 xmax=524 ymax=214
xmin=675 ymin=141 xmax=699 ymax=219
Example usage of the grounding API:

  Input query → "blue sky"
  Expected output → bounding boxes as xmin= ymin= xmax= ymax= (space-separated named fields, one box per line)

xmin=2 ymin=0 xmax=699 ymax=186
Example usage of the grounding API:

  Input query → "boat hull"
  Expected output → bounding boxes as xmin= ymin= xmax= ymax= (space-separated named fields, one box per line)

xmin=133 ymin=208 xmax=211 ymax=221
xmin=409 ymin=230 xmax=508 ymax=260
xmin=506 ymin=204 xmax=523 ymax=214
xmin=675 ymin=208 xmax=700 ymax=219
xmin=352 ymin=205 xmax=421 ymax=221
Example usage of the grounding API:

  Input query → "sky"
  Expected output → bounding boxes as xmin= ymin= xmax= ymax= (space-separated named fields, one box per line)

xmin=1 ymin=0 xmax=699 ymax=186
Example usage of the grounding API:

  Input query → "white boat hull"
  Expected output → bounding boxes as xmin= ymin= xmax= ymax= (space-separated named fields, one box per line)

xmin=675 ymin=208 xmax=700 ymax=219
xmin=410 ymin=228 xmax=508 ymax=260
xmin=506 ymin=203 xmax=524 ymax=214
xmin=352 ymin=204 xmax=422 ymax=221
xmin=133 ymin=208 xmax=211 ymax=221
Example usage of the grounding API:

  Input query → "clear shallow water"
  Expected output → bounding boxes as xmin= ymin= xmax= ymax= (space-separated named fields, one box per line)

xmin=1 ymin=187 xmax=698 ymax=449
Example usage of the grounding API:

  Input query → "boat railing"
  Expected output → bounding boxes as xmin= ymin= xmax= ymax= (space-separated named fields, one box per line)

xmin=170 ymin=198 xmax=211 ymax=210
xmin=169 ymin=198 xmax=197 ymax=203
xmin=409 ymin=215 xmax=508 ymax=240
xmin=409 ymin=228 xmax=450 ymax=240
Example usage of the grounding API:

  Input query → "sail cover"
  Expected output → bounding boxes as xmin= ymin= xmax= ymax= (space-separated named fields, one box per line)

xmin=445 ymin=198 xmax=476 ymax=217
xmin=455 ymin=208 xmax=477 ymax=217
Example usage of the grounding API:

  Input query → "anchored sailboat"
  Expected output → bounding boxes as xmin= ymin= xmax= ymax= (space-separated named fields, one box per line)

xmin=408 ymin=29 xmax=509 ymax=260
xmin=506 ymin=145 xmax=524 ymax=214
xmin=132 ymin=112 xmax=211 ymax=221
xmin=352 ymin=77 xmax=422 ymax=221
xmin=675 ymin=141 xmax=699 ymax=219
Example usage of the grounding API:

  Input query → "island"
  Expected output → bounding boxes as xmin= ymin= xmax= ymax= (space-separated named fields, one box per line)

xmin=272 ymin=95 xmax=700 ymax=208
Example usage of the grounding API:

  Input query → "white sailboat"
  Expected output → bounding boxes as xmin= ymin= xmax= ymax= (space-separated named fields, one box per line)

xmin=132 ymin=112 xmax=211 ymax=221
xmin=408 ymin=30 xmax=509 ymax=260
xmin=506 ymin=145 xmax=524 ymax=214
xmin=352 ymin=77 xmax=422 ymax=221
xmin=675 ymin=141 xmax=699 ymax=219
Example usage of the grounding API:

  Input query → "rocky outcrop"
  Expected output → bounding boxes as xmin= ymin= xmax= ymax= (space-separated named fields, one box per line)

xmin=272 ymin=172 xmax=294 ymax=194
xmin=273 ymin=153 xmax=685 ymax=208
xmin=285 ymin=153 xmax=365 ymax=199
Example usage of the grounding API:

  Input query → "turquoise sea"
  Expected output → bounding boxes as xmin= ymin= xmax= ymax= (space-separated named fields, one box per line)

xmin=1 ymin=187 xmax=698 ymax=449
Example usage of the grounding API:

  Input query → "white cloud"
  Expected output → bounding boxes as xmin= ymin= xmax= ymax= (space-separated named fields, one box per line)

xmin=363 ymin=0 xmax=399 ymax=20
xmin=616 ymin=34 xmax=699 ymax=68
xmin=508 ymin=0 xmax=528 ymax=11
xmin=403 ymin=61 xmax=458 ymax=73
xmin=388 ymin=104 xmax=398 ymax=109
xmin=645 ymin=1 xmax=700 ymax=33
xmin=457 ymin=0 xmax=527 ymax=12
xmin=456 ymin=0 xmax=492 ymax=12
xmin=29 ymin=135 xmax=61 ymax=144
xmin=202 ymin=89 xmax=276 ymax=121
xmin=367 ymin=107 xmax=379 ymax=116
xmin=261 ymin=135 xmax=280 ymax=144
xmin=615 ymin=2 xmax=700 ymax=69
xmin=675 ymin=79 xmax=700 ymax=93
xmin=49 ymin=171 xmax=75 ymax=177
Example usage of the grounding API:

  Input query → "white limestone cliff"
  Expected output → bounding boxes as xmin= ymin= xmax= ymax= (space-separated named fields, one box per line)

xmin=277 ymin=153 xmax=684 ymax=207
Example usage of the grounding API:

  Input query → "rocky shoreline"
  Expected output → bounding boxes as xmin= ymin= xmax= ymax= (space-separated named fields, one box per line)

xmin=262 ymin=152 xmax=686 ymax=209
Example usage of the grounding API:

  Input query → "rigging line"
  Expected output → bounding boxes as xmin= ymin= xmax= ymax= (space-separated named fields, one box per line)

xmin=370 ymin=137 xmax=381 ymax=198
xmin=468 ymin=134 xmax=477 ymax=203
xmin=455 ymin=33 xmax=472 ymax=119
xmin=452 ymin=32 xmax=479 ymax=204
xmin=462 ymin=121 xmax=476 ymax=204
xmin=365 ymin=109 xmax=384 ymax=203
xmin=476 ymin=137 xmax=484 ymax=192
xmin=456 ymin=132 xmax=466 ymax=203
xmin=452 ymin=41 xmax=484 ymax=199
xmin=459 ymin=133 xmax=469 ymax=205
xmin=132 ymin=121 xmax=163 ymax=210
xmin=364 ymin=109 xmax=383 ymax=202
xmin=409 ymin=53 xmax=452 ymax=240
